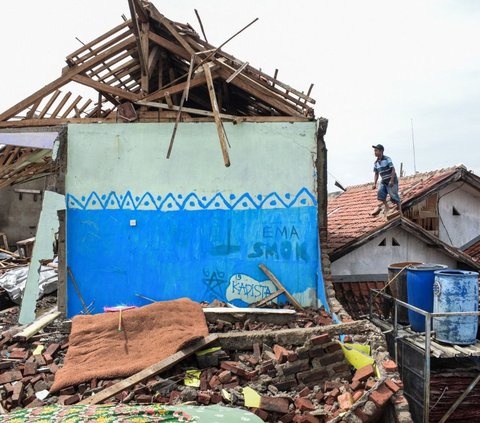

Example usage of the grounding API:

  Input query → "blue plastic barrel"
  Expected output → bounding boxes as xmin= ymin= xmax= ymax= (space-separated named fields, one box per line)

xmin=406 ymin=264 xmax=448 ymax=332
xmin=433 ymin=270 xmax=479 ymax=345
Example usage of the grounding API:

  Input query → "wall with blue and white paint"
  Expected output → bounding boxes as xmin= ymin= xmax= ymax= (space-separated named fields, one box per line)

xmin=65 ymin=122 xmax=325 ymax=316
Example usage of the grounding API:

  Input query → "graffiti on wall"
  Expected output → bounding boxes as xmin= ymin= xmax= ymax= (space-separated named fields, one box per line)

xmin=66 ymin=187 xmax=320 ymax=315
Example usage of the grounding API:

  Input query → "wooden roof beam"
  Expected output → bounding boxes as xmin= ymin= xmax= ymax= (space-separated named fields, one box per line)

xmin=0 ymin=36 xmax=136 ymax=122
xmin=72 ymin=74 xmax=141 ymax=102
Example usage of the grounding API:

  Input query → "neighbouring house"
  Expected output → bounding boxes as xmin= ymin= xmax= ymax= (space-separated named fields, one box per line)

xmin=327 ymin=165 xmax=480 ymax=318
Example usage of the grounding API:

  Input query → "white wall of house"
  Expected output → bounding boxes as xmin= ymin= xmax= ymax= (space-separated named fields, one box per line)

xmin=331 ymin=227 xmax=456 ymax=275
xmin=438 ymin=182 xmax=480 ymax=248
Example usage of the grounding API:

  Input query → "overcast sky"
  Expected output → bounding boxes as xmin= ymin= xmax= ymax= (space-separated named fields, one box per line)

xmin=1 ymin=1 xmax=479 ymax=191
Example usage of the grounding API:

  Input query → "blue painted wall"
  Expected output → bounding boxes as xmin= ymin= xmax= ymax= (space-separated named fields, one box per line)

xmin=65 ymin=123 xmax=326 ymax=316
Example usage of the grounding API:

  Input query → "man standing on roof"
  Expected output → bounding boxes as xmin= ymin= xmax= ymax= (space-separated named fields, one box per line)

xmin=371 ymin=144 xmax=402 ymax=216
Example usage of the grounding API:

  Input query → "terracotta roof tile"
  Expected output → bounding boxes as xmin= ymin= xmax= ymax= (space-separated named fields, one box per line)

xmin=464 ymin=240 xmax=480 ymax=263
xmin=327 ymin=167 xmax=460 ymax=251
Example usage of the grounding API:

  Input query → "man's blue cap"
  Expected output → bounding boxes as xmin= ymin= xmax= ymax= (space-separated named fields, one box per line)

xmin=372 ymin=144 xmax=384 ymax=150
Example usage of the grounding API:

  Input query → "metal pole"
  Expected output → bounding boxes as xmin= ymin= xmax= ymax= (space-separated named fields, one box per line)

xmin=394 ymin=298 xmax=398 ymax=364
xmin=424 ymin=312 xmax=432 ymax=423
xmin=369 ymin=289 xmax=373 ymax=319
xmin=438 ymin=373 xmax=480 ymax=423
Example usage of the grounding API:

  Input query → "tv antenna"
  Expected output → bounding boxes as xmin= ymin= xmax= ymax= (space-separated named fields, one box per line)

xmin=411 ymin=118 xmax=417 ymax=174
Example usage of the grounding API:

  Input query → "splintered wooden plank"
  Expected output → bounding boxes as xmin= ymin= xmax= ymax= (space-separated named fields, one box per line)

xmin=50 ymin=92 xmax=72 ymax=118
xmin=141 ymin=71 xmax=212 ymax=102
xmin=259 ymin=264 xmax=303 ymax=310
xmin=147 ymin=32 xmax=191 ymax=61
xmin=72 ymin=75 xmax=141 ymax=102
xmin=189 ymin=36 xmax=315 ymax=105
xmin=203 ymin=64 xmax=230 ymax=167
xmin=76 ymin=99 xmax=93 ymax=116
xmin=67 ymin=20 xmax=132 ymax=63
xmin=217 ymin=65 xmax=304 ymax=117
xmin=72 ymin=29 xmax=133 ymax=66
xmin=79 ymin=334 xmax=218 ymax=405
xmin=0 ymin=118 xmax=106 ymax=128
xmin=25 ymin=98 xmax=42 ymax=119
xmin=149 ymin=9 xmax=197 ymax=60
xmin=250 ymin=288 xmax=285 ymax=308
xmin=38 ymin=90 xmax=62 ymax=119
xmin=61 ymin=95 xmax=83 ymax=118
xmin=0 ymin=36 xmax=136 ymax=122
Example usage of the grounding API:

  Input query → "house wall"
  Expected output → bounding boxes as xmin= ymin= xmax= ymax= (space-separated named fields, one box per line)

xmin=0 ymin=177 xmax=47 ymax=245
xmin=65 ymin=122 xmax=325 ymax=316
xmin=331 ymin=227 xmax=456 ymax=275
xmin=438 ymin=182 xmax=480 ymax=248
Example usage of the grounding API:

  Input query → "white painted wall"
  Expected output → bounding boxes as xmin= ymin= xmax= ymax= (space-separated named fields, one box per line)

xmin=438 ymin=182 xmax=480 ymax=248
xmin=331 ymin=226 xmax=456 ymax=275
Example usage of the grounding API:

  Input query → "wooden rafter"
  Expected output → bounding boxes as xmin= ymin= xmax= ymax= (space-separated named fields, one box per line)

xmin=0 ymin=1 xmax=316 ymax=128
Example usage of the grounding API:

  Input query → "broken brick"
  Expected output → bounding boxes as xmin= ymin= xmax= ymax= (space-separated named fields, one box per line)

xmin=279 ymin=412 xmax=295 ymax=423
xmin=337 ymin=392 xmax=353 ymax=411
xmin=370 ymin=383 xmax=394 ymax=408
xmin=59 ymin=386 xmax=76 ymax=396
xmin=353 ymin=390 xmax=364 ymax=402
xmin=295 ymin=397 xmax=316 ymax=412
xmin=310 ymin=333 xmax=330 ymax=345
xmin=318 ymin=350 xmax=345 ymax=366
xmin=43 ymin=353 xmax=54 ymax=364
xmin=297 ymin=368 xmax=328 ymax=386
xmin=63 ymin=394 xmax=81 ymax=405
xmin=253 ymin=343 xmax=262 ymax=358
xmin=260 ymin=396 xmax=290 ymax=414
xmin=273 ymin=345 xmax=289 ymax=364
xmin=385 ymin=379 xmax=400 ymax=394
xmin=281 ymin=359 xmax=310 ymax=376
xmin=9 ymin=349 xmax=28 ymax=360
xmin=252 ymin=408 xmax=269 ymax=421
xmin=218 ymin=370 xmax=232 ymax=384
xmin=11 ymin=382 xmax=24 ymax=407
xmin=382 ymin=360 xmax=398 ymax=373
xmin=298 ymin=386 xmax=311 ymax=397
xmin=45 ymin=343 xmax=60 ymax=356
xmin=210 ymin=392 xmax=222 ymax=404
xmin=0 ymin=371 xmax=23 ymax=384
xmin=208 ymin=375 xmax=221 ymax=389
xmin=22 ymin=361 xmax=37 ymax=376
xmin=350 ymin=379 xmax=364 ymax=391
xmin=197 ymin=391 xmax=211 ymax=405
xmin=353 ymin=364 xmax=375 ymax=382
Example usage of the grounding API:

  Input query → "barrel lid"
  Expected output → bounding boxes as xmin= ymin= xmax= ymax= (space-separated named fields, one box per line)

xmin=434 ymin=269 xmax=479 ymax=277
xmin=388 ymin=262 xmax=422 ymax=270
xmin=408 ymin=263 xmax=448 ymax=271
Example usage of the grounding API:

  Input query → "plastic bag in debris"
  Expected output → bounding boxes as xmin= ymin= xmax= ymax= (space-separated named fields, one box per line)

xmin=0 ymin=266 xmax=58 ymax=304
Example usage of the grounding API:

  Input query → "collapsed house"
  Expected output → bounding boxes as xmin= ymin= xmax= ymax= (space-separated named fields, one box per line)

xmin=0 ymin=1 xmax=413 ymax=422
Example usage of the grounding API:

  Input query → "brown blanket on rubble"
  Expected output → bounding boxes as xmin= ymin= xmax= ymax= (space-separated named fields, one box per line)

xmin=51 ymin=298 xmax=209 ymax=392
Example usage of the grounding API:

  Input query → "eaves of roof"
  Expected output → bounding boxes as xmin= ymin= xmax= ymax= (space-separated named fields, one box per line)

xmin=330 ymin=217 xmax=480 ymax=271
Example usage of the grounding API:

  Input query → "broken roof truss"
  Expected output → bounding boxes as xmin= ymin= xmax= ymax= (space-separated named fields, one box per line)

xmin=0 ymin=0 xmax=316 ymax=130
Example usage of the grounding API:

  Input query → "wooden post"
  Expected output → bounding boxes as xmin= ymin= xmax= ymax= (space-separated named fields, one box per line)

xmin=203 ymin=64 xmax=230 ymax=167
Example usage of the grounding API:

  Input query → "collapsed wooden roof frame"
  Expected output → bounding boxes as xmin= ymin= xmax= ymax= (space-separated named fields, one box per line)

xmin=0 ymin=0 xmax=316 ymax=130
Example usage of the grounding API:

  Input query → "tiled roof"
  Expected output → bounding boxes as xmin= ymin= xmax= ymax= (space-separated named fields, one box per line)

xmin=327 ymin=167 xmax=460 ymax=251
xmin=333 ymin=281 xmax=386 ymax=320
xmin=464 ymin=240 xmax=480 ymax=263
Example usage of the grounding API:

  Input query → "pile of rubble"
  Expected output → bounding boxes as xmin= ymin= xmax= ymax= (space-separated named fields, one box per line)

xmin=0 ymin=300 xmax=409 ymax=422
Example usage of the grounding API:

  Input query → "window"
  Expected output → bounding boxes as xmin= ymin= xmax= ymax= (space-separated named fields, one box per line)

xmin=378 ymin=238 xmax=386 ymax=247
xmin=452 ymin=206 xmax=460 ymax=216
xmin=392 ymin=237 xmax=400 ymax=246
